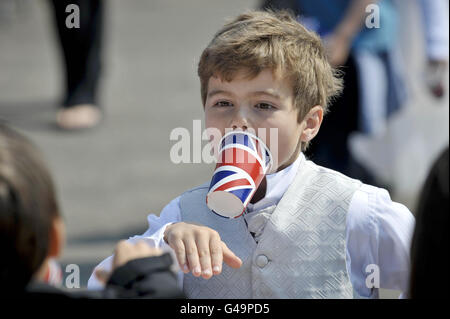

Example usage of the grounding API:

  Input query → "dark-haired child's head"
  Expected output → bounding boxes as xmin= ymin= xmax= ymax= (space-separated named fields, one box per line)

xmin=0 ymin=123 xmax=65 ymax=291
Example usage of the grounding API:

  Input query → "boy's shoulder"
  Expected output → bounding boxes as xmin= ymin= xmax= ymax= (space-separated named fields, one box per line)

xmin=303 ymin=157 xmax=363 ymax=186
xmin=179 ymin=181 xmax=210 ymax=197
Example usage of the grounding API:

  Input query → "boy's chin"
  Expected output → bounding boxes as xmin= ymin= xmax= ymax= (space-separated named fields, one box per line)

xmin=271 ymin=156 xmax=296 ymax=173
xmin=266 ymin=163 xmax=281 ymax=175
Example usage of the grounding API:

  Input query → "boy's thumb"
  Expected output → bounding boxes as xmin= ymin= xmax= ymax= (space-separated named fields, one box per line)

xmin=221 ymin=242 xmax=242 ymax=269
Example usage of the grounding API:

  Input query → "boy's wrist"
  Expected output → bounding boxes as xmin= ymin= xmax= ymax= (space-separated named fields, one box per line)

xmin=163 ymin=222 xmax=177 ymax=244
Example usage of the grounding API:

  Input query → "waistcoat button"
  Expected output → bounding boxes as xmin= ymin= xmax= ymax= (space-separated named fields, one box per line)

xmin=256 ymin=254 xmax=269 ymax=268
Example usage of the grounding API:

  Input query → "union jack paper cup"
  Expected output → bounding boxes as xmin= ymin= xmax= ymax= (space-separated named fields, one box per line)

xmin=206 ymin=131 xmax=273 ymax=218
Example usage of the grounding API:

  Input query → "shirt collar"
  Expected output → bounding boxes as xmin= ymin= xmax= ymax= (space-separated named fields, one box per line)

xmin=246 ymin=152 xmax=305 ymax=212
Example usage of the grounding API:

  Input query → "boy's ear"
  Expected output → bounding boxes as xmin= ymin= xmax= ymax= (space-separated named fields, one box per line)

xmin=300 ymin=105 xmax=323 ymax=143
xmin=48 ymin=216 xmax=65 ymax=259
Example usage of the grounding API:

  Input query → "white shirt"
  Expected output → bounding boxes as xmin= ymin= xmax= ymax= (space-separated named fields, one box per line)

xmin=88 ymin=153 xmax=415 ymax=298
xmin=418 ymin=0 xmax=449 ymax=61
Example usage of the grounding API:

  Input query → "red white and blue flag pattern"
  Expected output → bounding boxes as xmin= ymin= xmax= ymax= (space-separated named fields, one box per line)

xmin=207 ymin=132 xmax=272 ymax=217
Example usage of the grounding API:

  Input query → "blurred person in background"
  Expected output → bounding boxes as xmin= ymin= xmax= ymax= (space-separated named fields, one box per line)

xmin=261 ymin=0 xmax=406 ymax=187
xmin=0 ymin=122 xmax=183 ymax=298
xmin=49 ymin=0 xmax=104 ymax=130
xmin=418 ymin=0 xmax=449 ymax=100
xmin=408 ymin=147 xmax=449 ymax=298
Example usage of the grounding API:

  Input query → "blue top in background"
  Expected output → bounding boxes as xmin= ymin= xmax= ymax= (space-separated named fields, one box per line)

xmin=296 ymin=0 xmax=398 ymax=52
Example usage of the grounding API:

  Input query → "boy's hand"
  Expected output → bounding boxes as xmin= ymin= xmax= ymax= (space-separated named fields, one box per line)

xmin=164 ymin=222 xmax=242 ymax=279
xmin=112 ymin=240 xmax=163 ymax=269
xmin=95 ymin=240 xmax=163 ymax=284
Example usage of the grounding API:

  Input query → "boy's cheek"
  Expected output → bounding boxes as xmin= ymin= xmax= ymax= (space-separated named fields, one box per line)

xmin=205 ymin=116 xmax=225 ymax=135
xmin=269 ymin=130 xmax=299 ymax=171
xmin=203 ymin=125 xmax=223 ymax=160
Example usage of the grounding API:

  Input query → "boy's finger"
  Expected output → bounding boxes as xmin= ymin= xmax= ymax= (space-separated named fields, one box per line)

xmin=195 ymin=234 xmax=213 ymax=279
xmin=222 ymin=242 xmax=242 ymax=269
xmin=209 ymin=237 xmax=223 ymax=275
xmin=184 ymin=238 xmax=201 ymax=277
xmin=170 ymin=238 xmax=189 ymax=273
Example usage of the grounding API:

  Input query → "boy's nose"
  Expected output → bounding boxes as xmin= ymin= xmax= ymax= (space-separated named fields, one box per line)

xmin=230 ymin=110 xmax=250 ymax=131
xmin=232 ymin=124 xmax=248 ymax=131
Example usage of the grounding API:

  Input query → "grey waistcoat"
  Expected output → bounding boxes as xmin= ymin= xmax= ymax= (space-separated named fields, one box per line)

xmin=179 ymin=156 xmax=362 ymax=298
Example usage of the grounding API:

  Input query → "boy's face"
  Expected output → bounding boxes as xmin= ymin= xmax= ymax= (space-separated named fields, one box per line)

xmin=204 ymin=68 xmax=306 ymax=172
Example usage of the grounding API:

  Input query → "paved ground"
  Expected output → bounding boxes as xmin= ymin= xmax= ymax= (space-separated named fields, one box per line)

xmin=0 ymin=0 xmax=448 ymax=298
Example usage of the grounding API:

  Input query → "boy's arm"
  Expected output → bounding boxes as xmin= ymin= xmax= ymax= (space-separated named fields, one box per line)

xmin=346 ymin=184 xmax=415 ymax=298
xmin=87 ymin=197 xmax=182 ymax=289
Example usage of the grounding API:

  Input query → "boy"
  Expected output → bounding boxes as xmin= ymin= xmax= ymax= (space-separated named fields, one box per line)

xmin=0 ymin=122 xmax=183 ymax=298
xmin=89 ymin=10 xmax=414 ymax=298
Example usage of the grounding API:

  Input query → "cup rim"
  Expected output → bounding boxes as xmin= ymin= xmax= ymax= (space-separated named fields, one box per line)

xmin=219 ymin=130 xmax=273 ymax=169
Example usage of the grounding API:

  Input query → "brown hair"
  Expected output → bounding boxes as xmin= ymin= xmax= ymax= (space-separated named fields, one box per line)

xmin=0 ymin=122 xmax=60 ymax=291
xmin=198 ymin=9 xmax=343 ymax=150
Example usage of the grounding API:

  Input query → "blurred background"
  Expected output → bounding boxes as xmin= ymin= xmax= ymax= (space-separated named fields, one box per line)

xmin=0 ymin=0 xmax=448 ymax=298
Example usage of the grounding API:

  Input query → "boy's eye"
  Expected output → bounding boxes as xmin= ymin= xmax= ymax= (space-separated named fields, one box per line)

xmin=214 ymin=101 xmax=233 ymax=107
xmin=255 ymin=103 xmax=275 ymax=110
